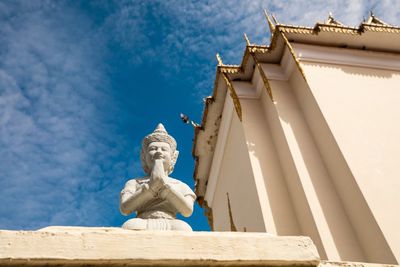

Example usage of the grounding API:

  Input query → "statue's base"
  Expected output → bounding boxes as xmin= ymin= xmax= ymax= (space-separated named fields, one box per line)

xmin=0 ymin=227 xmax=395 ymax=267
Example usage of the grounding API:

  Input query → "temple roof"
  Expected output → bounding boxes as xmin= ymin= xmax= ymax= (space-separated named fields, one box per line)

xmin=192 ymin=12 xmax=400 ymax=202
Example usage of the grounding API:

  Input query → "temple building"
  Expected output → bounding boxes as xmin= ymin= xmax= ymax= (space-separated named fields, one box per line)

xmin=193 ymin=12 xmax=400 ymax=264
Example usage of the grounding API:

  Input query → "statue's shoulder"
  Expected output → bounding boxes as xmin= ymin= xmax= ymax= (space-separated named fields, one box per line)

xmin=166 ymin=177 xmax=183 ymax=184
xmin=168 ymin=177 xmax=195 ymax=196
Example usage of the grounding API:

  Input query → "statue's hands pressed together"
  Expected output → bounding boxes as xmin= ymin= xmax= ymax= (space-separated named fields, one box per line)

xmin=149 ymin=159 xmax=166 ymax=193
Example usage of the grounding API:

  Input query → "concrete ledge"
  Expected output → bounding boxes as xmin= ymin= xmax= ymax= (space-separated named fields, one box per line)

xmin=0 ymin=226 xmax=320 ymax=266
xmin=320 ymin=261 xmax=399 ymax=267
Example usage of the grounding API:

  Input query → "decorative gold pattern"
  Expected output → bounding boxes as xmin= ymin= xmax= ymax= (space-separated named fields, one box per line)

xmin=222 ymin=72 xmax=242 ymax=121
xmin=226 ymin=193 xmax=237 ymax=232
xmin=220 ymin=66 xmax=241 ymax=74
xmin=316 ymin=24 xmax=360 ymax=35
xmin=360 ymin=24 xmax=400 ymax=33
xmin=279 ymin=31 xmax=308 ymax=82
xmin=275 ymin=13 xmax=400 ymax=35
xmin=278 ymin=25 xmax=315 ymax=34
xmin=252 ymin=53 xmax=274 ymax=101
xmin=248 ymin=45 xmax=269 ymax=54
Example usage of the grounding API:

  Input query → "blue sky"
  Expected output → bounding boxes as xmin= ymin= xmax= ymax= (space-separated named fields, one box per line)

xmin=0 ymin=0 xmax=399 ymax=231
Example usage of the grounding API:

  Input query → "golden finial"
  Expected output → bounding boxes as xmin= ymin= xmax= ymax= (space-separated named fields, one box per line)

xmin=216 ymin=53 xmax=223 ymax=66
xmin=243 ymin=33 xmax=250 ymax=46
xmin=263 ymin=9 xmax=275 ymax=34
xmin=272 ymin=14 xmax=278 ymax=24
xmin=366 ymin=11 xmax=389 ymax=25
xmin=326 ymin=12 xmax=334 ymax=23
xmin=325 ymin=11 xmax=343 ymax=25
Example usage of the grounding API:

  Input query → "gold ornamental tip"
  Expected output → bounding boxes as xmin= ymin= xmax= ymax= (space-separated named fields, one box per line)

xmin=243 ymin=33 xmax=250 ymax=46
xmin=366 ymin=12 xmax=389 ymax=26
xmin=263 ymin=9 xmax=276 ymax=33
xmin=325 ymin=12 xmax=343 ymax=25
xmin=216 ymin=53 xmax=223 ymax=66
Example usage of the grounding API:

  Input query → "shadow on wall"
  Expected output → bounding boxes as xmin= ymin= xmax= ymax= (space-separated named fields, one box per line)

xmin=274 ymin=73 xmax=396 ymax=263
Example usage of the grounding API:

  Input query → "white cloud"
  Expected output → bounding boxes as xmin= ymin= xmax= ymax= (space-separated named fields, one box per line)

xmin=0 ymin=1 xmax=134 ymax=229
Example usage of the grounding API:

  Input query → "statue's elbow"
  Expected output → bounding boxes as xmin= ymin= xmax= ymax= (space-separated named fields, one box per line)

xmin=181 ymin=206 xmax=193 ymax=217
xmin=120 ymin=203 xmax=131 ymax=216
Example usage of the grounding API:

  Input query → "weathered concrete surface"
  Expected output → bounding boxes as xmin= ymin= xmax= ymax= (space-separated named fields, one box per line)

xmin=0 ymin=226 xmax=319 ymax=266
xmin=319 ymin=260 xmax=399 ymax=267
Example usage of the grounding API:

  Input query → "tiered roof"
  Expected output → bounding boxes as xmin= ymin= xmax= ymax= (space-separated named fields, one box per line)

xmin=193 ymin=12 xmax=400 ymax=210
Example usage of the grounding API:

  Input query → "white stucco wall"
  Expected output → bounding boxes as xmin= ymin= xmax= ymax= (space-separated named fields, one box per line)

xmin=302 ymin=57 xmax=400 ymax=263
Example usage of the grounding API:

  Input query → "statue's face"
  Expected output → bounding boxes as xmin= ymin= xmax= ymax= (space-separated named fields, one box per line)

xmin=145 ymin=141 xmax=172 ymax=172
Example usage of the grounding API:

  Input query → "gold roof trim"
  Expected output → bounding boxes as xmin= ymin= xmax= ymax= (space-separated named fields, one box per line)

xmin=279 ymin=31 xmax=308 ymax=82
xmin=222 ymin=72 xmax=242 ymax=121
xmin=216 ymin=53 xmax=242 ymax=74
xmin=248 ymin=45 xmax=270 ymax=54
xmin=315 ymin=24 xmax=360 ymax=35
xmin=277 ymin=24 xmax=315 ymax=34
xmin=252 ymin=53 xmax=274 ymax=101
xmin=277 ymin=24 xmax=360 ymax=35
xmin=360 ymin=24 xmax=400 ymax=33
xmin=275 ymin=13 xmax=400 ymax=35
xmin=220 ymin=65 xmax=241 ymax=74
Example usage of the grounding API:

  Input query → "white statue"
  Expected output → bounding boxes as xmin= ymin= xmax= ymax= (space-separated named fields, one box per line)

xmin=120 ymin=123 xmax=196 ymax=231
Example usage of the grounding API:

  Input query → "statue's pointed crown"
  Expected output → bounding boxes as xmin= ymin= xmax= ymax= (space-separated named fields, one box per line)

xmin=142 ymin=123 xmax=177 ymax=150
xmin=142 ymin=123 xmax=177 ymax=151
xmin=154 ymin=123 xmax=167 ymax=134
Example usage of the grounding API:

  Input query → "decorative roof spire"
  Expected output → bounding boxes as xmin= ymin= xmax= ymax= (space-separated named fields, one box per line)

xmin=366 ymin=11 xmax=390 ymax=26
xmin=325 ymin=12 xmax=343 ymax=25
xmin=263 ymin=9 xmax=276 ymax=34
xmin=216 ymin=53 xmax=223 ymax=66
xmin=243 ymin=33 xmax=251 ymax=46
xmin=272 ymin=14 xmax=278 ymax=24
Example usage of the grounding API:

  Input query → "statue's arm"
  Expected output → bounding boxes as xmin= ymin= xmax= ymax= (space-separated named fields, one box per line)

xmin=119 ymin=180 xmax=156 ymax=215
xmin=159 ymin=183 xmax=195 ymax=217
